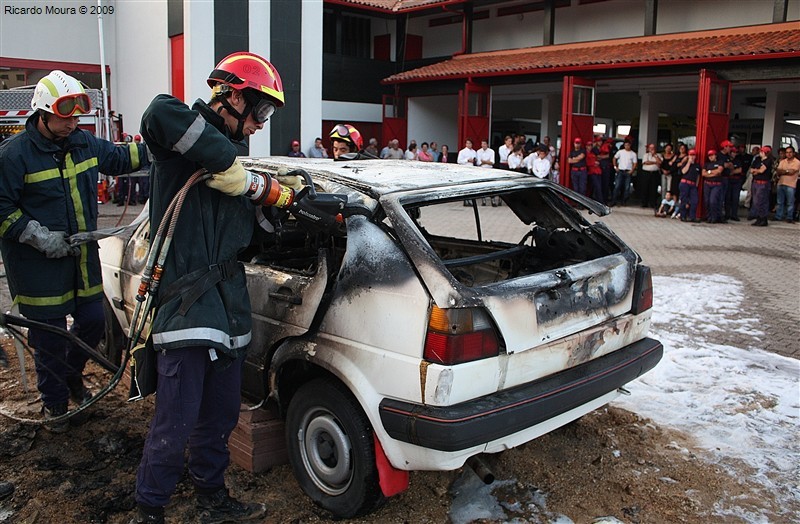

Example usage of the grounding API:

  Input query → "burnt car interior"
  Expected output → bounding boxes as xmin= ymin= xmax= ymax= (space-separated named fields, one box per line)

xmin=409 ymin=189 xmax=622 ymax=287
xmin=236 ymin=181 xmax=621 ymax=292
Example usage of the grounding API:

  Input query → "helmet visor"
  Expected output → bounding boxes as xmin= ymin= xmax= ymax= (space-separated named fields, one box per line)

xmin=53 ymin=93 xmax=91 ymax=118
xmin=251 ymin=98 xmax=276 ymax=123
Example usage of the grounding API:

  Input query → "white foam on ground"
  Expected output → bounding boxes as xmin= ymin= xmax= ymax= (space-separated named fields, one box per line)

xmin=614 ymin=274 xmax=800 ymax=522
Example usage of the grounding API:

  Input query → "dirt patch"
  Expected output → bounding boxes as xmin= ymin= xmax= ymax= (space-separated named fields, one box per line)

xmin=0 ymin=336 xmax=778 ymax=524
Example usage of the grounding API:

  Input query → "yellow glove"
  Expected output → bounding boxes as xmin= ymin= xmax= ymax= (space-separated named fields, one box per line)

xmin=207 ymin=159 xmax=295 ymax=208
xmin=206 ymin=158 xmax=248 ymax=196
xmin=275 ymin=167 xmax=306 ymax=191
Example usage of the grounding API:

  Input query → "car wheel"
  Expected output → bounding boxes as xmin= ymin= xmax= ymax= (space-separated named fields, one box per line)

xmin=286 ymin=378 xmax=386 ymax=518
xmin=98 ymin=298 xmax=126 ymax=369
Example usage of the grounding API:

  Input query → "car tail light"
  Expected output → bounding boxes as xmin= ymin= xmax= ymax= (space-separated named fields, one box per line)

xmin=631 ymin=265 xmax=653 ymax=314
xmin=424 ymin=306 xmax=500 ymax=365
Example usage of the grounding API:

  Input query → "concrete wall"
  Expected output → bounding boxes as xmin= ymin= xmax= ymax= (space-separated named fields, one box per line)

xmin=113 ymin=1 xmax=170 ymax=137
xmin=407 ymin=95 xmax=458 ymax=151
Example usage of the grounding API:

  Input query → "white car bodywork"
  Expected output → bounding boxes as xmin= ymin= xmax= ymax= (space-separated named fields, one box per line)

xmin=100 ymin=157 xmax=661 ymax=516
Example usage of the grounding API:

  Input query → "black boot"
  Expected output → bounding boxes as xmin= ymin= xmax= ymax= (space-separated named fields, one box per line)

xmin=196 ymin=488 xmax=266 ymax=524
xmin=66 ymin=376 xmax=93 ymax=405
xmin=42 ymin=403 xmax=69 ymax=433
xmin=128 ymin=505 xmax=165 ymax=524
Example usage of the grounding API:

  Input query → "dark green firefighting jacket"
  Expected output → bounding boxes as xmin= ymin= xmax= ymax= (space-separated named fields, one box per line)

xmin=140 ymin=95 xmax=254 ymax=360
xmin=0 ymin=113 xmax=145 ymax=320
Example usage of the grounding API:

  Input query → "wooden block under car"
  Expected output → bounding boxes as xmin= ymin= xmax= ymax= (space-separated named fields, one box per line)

xmin=228 ymin=404 xmax=289 ymax=473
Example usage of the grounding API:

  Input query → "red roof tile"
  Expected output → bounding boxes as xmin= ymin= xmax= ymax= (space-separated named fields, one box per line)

xmin=384 ymin=22 xmax=800 ymax=83
xmin=327 ymin=0 xmax=462 ymax=13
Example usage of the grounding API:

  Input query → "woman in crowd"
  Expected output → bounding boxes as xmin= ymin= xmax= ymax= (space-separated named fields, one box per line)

xmin=660 ymin=143 xmax=676 ymax=199
xmin=673 ymin=142 xmax=689 ymax=196
xmin=418 ymin=142 xmax=433 ymax=162
xmin=439 ymin=144 xmax=450 ymax=163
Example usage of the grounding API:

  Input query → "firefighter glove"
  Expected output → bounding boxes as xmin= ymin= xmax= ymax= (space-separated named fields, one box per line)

xmin=275 ymin=167 xmax=306 ymax=190
xmin=206 ymin=159 xmax=295 ymax=208
xmin=19 ymin=220 xmax=80 ymax=258
xmin=206 ymin=158 xmax=249 ymax=196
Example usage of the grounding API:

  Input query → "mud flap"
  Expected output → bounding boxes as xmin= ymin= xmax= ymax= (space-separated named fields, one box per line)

xmin=373 ymin=433 xmax=409 ymax=497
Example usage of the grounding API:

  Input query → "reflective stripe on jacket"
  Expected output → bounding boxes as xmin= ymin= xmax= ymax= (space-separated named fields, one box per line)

xmin=0 ymin=113 xmax=146 ymax=320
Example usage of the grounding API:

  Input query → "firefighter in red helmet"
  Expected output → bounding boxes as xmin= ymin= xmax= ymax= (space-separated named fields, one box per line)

xmin=130 ymin=52 xmax=291 ymax=523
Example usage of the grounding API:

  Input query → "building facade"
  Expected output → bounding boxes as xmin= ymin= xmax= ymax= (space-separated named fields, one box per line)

xmin=1 ymin=0 xmax=799 ymax=164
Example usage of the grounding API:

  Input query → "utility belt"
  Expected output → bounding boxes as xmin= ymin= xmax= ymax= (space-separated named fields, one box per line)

xmin=155 ymin=257 xmax=242 ymax=316
xmin=570 ymin=166 xmax=587 ymax=171
xmin=704 ymin=180 xmax=723 ymax=186
xmin=680 ymin=179 xmax=697 ymax=186
xmin=753 ymin=179 xmax=770 ymax=185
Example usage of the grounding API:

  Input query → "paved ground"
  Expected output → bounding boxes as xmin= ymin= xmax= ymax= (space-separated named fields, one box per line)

xmin=2 ymin=197 xmax=798 ymax=359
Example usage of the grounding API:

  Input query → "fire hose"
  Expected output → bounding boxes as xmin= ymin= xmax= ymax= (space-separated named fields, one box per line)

xmin=0 ymin=168 xmax=210 ymax=424
xmin=1 ymin=167 xmax=351 ymax=424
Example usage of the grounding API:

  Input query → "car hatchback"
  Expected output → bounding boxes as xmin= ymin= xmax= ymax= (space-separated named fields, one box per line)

xmin=99 ymin=157 xmax=662 ymax=519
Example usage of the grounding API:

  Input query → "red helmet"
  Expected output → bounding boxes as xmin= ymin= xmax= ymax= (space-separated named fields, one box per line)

xmin=207 ymin=52 xmax=285 ymax=107
xmin=329 ymin=124 xmax=363 ymax=151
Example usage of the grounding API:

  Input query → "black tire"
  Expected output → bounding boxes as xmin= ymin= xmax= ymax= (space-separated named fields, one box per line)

xmin=98 ymin=298 xmax=126 ymax=368
xmin=285 ymin=378 xmax=386 ymax=518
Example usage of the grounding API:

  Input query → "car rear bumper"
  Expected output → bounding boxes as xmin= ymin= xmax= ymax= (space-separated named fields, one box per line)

xmin=378 ymin=337 xmax=663 ymax=452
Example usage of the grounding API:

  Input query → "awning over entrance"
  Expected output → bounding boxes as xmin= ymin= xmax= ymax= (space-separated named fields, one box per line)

xmin=383 ymin=22 xmax=800 ymax=84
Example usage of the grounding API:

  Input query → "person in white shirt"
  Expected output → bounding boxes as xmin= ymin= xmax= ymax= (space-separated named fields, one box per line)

xmin=498 ymin=135 xmax=513 ymax=169
xmin=382 ymin=139 xmax=404 ymax=159
xmin=475 ymin=139 xmax=501 ymax=206
xmin=639 ymin=143 xmax=662 ymax=209
xmin=524 ymin=149 xmax=538 ymax=174
xmin=507 ymin=144 xmax=525 ymax=172
xmin=457 ymin=139 xmax=477 ymax=166
xmin=612 ymin=141 xmax=638 ymax=205
xmin=476 ymin=140 xmax=495 ymax=168
xmin=405 ymin=143 xmax=418 ymax=161
xmin=531 ymin=148 xmax=551 ymax=179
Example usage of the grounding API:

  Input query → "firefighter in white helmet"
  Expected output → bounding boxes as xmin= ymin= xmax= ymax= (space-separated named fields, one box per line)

xmin=0 ymin=70 xmax=147 ymax=432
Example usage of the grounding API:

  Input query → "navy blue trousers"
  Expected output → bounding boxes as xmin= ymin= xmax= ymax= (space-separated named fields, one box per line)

xmin=679 ymin=182 xmax=699 ymax=221
xmin=704 ymin=181 xmax=724 ymax=222
xmin=751 ymin=181 xmax=771 ymax=220
xmin=135 ymin=347 xmax=243 ymax=509
xmin=571 ymin=168 xmax=587 ymax=196
xmin=28 ymin=299 xmax=104 ymax=407
xmin=589 ymin=174 xmax=604 ymax=202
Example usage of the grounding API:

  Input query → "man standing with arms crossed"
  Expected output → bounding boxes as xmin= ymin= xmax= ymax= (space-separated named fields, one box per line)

xmin=130 ymin=52 xmax=296 ymax=524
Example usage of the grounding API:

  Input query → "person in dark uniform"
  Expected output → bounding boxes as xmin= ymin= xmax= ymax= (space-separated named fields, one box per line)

xmin=725 ymin=145 xmax=744 ymax=221
xmin=703 ymin=150 xmax=725 ymax=223
xmin=749 ymin=145 xmax=773 ymax=226
xmin=129 ymin=52 xmax=294 ymax=524
xmin=568 ymin=137 xmax=587 ymax=196
xmin=716 ymin=140 xmax=734 ymax=222
xmin=0 ymin=71 xmax=147 ymax=433
xmin=678 ymin=149 xmax=701 ymax=222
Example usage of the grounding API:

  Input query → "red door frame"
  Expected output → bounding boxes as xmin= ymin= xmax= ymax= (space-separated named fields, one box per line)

xmin=560 ymin=76 xmax=596 ymax=190
xmin=458 ymin=82 xmax=491 ymax=149
xmin=382 ymin=94 xmax=407 ymax=151
xmin=695 ymin=69 xmax=731 ymax=217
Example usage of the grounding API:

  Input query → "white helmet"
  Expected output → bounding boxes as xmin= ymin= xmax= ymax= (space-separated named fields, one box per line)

xmin=31 ymin=70 xmax=91 ymax=116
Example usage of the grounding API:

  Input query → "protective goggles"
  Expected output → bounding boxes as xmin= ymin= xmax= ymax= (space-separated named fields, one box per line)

xmin=251 ymin=98 xmax=276 ymax=123
xmin=53 ymin=93 xmax=92 ymax=118
xmin=330 ymin=124 xmax=361 ymax=146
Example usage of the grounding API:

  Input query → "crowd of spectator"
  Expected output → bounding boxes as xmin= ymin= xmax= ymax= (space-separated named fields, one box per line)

xmin=284 ymin=133 xmax=799 ymax=225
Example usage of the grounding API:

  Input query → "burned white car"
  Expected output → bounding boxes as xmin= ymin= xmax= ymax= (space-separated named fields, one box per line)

xmin=99 ymin=157 xmax=662 ymax=518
